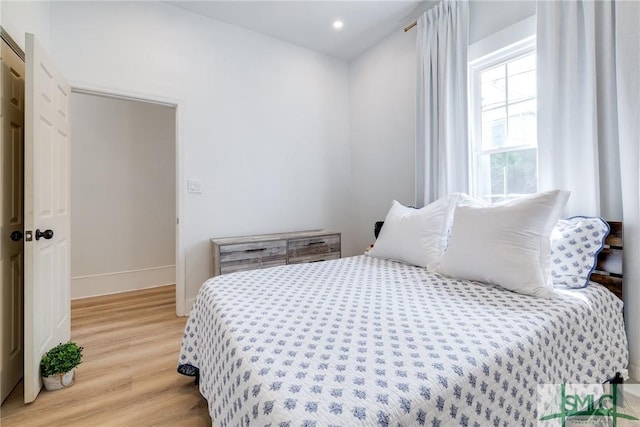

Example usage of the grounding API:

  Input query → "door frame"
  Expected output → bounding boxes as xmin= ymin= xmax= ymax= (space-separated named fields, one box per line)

xmin=70 ymin=85 xmax=186 ymax=316
xmin=0 ymin=27 xmax=26 ymax=404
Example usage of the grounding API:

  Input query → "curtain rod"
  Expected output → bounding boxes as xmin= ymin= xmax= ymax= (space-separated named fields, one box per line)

xmin=404 ymin=21 xmax=417 ymax=32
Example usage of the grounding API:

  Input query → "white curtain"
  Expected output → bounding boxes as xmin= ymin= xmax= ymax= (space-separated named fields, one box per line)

xmin=537 ymin=0 xmax=622 ymax=218
xmin=415 ymin=0 xmax=469 ymax=207
xmin=615 ymin=0 xmax=640 ymax=381
xmin=537 ymin=0 xmax=640 ymax=378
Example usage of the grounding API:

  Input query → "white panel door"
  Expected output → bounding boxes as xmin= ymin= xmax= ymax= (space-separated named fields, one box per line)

xmin=23 ymin=33 xmax=71 ymax=404
xmin=1 ymin=37 xmax=25 ymax=404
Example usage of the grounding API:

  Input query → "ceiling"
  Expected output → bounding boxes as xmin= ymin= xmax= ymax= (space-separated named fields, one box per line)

xmin=166 ymin=1 xmax=430 ymax=61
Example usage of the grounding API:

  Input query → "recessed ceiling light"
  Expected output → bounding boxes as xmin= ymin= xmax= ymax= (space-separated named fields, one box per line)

xmin=333 ymin=20 xmax=344 ymax=30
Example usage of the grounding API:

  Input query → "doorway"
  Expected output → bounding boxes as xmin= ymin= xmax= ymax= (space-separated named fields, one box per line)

xmin=69 ymin=91 xmax=177 ymax=301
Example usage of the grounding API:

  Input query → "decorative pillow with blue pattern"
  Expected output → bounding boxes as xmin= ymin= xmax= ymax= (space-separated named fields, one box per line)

xmin=550 ymin=216 xmax=610 ymax=289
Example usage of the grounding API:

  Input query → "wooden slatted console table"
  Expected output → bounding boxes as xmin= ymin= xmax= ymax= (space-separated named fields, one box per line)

xmin=210 ymin=230 xmax=341 ymax=277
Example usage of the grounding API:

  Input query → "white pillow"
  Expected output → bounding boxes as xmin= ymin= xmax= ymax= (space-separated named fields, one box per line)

xmin=429 ymin=190 xmax=570 ymax=297
xmin=550 ymin=216 xmax=610 ymax=289
xmin=368 ymin=195 xmax=458 ymax=267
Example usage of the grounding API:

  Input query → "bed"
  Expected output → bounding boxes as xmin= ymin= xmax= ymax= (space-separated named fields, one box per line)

xmin=178 ymin=193 xmax=628 ymax=427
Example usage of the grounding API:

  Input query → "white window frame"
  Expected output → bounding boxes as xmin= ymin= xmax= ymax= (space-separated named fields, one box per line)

xmin=468 ymin=16 xmax=537 ymax=202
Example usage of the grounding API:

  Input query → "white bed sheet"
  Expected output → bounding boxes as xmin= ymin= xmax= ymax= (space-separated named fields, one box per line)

xmin=178 ymin=255 xmax=628 ymax=427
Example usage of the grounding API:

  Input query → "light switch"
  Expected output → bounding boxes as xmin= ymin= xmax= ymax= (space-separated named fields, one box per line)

xmin=187 ymin=179 xmax=202 ymax=194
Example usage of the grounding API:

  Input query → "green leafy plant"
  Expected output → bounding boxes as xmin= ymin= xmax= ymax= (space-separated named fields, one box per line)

xmin=40 ymin=342 xmax=84 ymax=377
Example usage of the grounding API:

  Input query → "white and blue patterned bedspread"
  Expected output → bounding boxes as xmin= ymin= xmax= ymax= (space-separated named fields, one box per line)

xmin=178 ymin=255 xmax=628 ymax=427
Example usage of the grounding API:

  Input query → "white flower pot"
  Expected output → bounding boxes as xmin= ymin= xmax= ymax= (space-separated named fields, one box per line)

xmin=42 ymin=368 xmax=76 ymax=391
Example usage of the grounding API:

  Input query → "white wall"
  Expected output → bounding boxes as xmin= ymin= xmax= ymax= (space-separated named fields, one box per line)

xmin=0 ymin=1 xmax=50 ymax=51
xmin=70 ymin=93 xmax=176 ymax=298
xmin=469 ymin=1 xmax=536 ymax=43
xmin=38 ymin=1 xmax=353 ymax=307
xmin=348 ymin=29 xmax=417 ymax=254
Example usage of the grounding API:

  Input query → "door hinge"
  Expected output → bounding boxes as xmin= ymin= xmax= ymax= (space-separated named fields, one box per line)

xmin=25 ymin=230 xmax=33 ymax=242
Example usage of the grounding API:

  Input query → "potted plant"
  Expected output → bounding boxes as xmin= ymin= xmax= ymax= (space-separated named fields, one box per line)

xmin=40 ymin=342 xmax=84 ymax=391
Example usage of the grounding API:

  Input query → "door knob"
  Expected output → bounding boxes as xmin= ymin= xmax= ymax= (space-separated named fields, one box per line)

xmin=35 ymin=229 xmax=54 ymax=240
xmin=9 ymin=230 xmax=23 ymax=241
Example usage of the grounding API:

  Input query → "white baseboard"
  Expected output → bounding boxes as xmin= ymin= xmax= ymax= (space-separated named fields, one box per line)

xmin=629 ymin=363 xmax=640 ymax=383
xmin=71 ymin=265 xmax=175 ymax=299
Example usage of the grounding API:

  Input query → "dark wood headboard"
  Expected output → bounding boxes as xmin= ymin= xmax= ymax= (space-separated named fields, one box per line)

xmin=592 ymin=221 xmax=623 ymax=299
xmin=373 ymin=220 xmax=624 ymax=300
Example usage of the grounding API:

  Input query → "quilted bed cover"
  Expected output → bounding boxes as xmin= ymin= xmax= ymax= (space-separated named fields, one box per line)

xmin=178 ymin=256 xmax=628 ymax=427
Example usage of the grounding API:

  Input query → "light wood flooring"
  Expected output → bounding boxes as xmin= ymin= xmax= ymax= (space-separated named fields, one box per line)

xmin=0 ymin=285 xmax=210 ymax=426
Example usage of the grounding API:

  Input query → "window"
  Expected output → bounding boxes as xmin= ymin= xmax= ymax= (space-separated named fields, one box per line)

xmin=469 ymin=24 xmax=536 ymax=203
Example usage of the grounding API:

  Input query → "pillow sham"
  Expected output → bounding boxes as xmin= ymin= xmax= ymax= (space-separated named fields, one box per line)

xmin=550 ymin=216 xmax=610 ymax=289
xmin=429 ymin=190 xmax=570 ymax=298
xmin=367 ymin=194 xmax=458 ymax=268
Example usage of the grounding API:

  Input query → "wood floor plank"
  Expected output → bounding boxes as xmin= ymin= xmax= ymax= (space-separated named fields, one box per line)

xmin=0 ymin=285 xmax=210 ymax=426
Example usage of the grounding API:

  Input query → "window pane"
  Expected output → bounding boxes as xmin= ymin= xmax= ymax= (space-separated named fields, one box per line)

xmin=477 ymin=152 xmax=506 ymax=203
xmin=481 ymin=107 xmax=506 ymax=150
xmin=507 ymin=54 xmax=536 ymax=103
xmin=507 ymin=100 xmax=536 ymax=146
xmin=507 ymin=53 xmax=535 ymax=76
xmin=476 ymin=148 xmax=537 ymax=202
xmin=471 ymin=42 xmax=537 ymax=203
xmin=505 ymin=148 xmax=537 ymax=194
xmin=480 ymin=65 xmax=505 ymax=109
